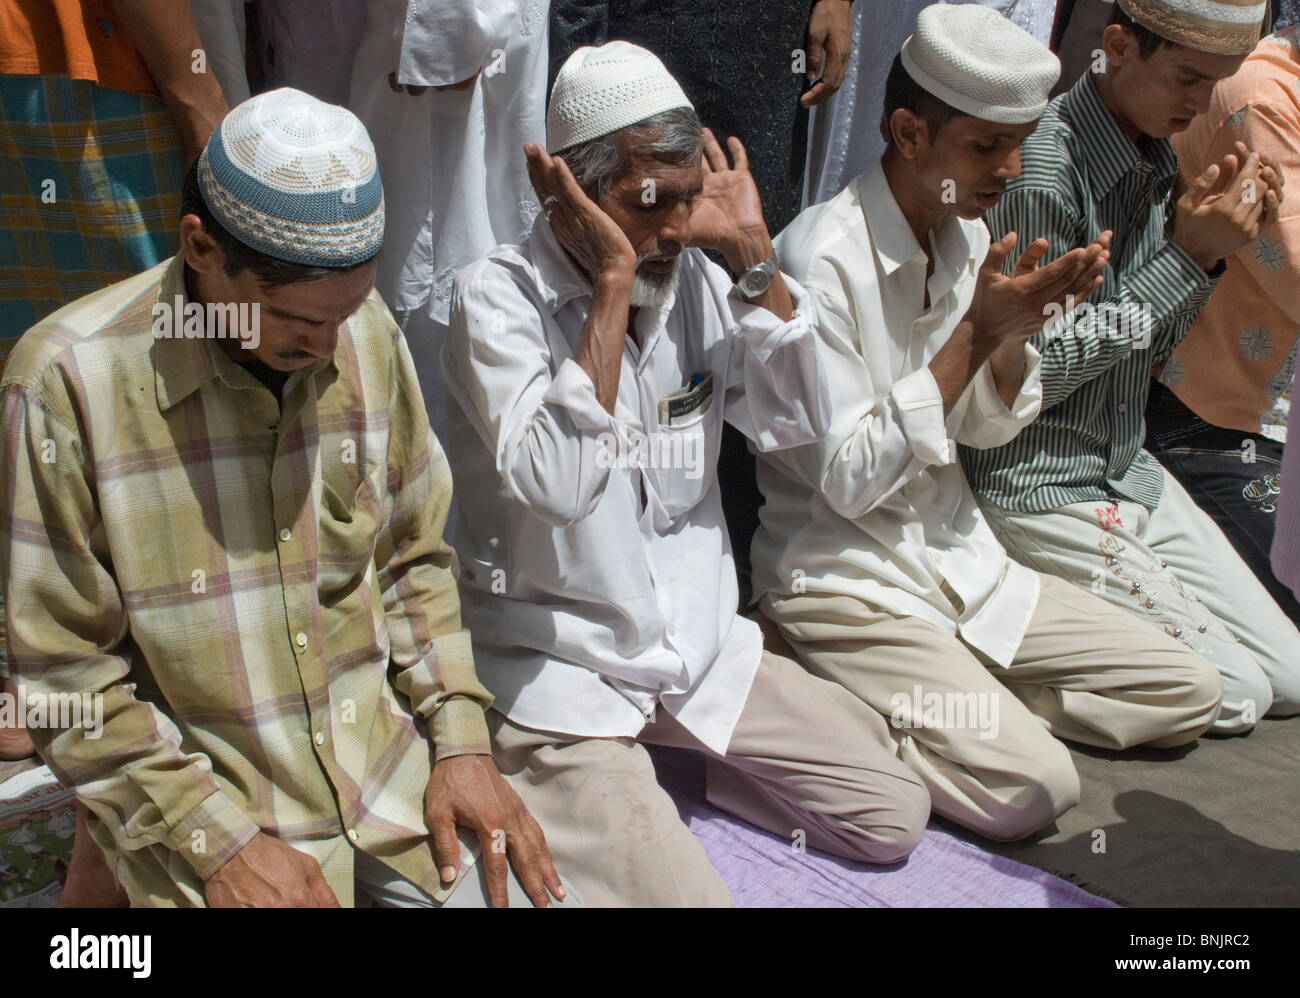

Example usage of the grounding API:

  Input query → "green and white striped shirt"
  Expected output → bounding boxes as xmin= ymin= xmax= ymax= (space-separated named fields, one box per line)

xmin=960 ymin=72 xmax=1221 ymax=512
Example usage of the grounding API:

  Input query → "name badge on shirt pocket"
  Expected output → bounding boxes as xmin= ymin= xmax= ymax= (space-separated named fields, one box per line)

xmin=658 ymin=371 xmax=714 ymax=427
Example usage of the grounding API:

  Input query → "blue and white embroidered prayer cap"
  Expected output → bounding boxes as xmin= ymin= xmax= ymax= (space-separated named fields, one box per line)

xmin=197 ymin=87 xmax=385 ymax=267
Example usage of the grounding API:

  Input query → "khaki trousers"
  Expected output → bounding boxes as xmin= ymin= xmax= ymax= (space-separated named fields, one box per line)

xmin=488 ymin=650 xmax=931 ymax=907
xmin=760 ymin=573 xmax=1222 ymax=841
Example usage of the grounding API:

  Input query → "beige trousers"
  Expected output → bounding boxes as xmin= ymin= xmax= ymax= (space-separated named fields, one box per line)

xmin=760 ymin=573 xmax=1222 ymax=841
xmin=488 ymin=650 xmax=931 ymax=907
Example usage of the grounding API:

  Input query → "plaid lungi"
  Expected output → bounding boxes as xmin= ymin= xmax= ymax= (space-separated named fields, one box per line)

xmin=0 ymin=74 xmax=185 ymax=345
xmin=0 ymin=74 xmax=185 ymax=675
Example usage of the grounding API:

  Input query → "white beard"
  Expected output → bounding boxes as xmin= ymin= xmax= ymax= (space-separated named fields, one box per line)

xmin=629 ymin=254 xmax=682 ymax=311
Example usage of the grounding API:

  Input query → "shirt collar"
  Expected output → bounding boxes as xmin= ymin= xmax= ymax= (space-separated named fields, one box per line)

xmin=526 ymin=215 xmax=597 ymax=311
xmin=858 ymin=161 xmax=928 ymax=277
xmin=1060 ymin=72 xmax=1179 ymax=196
xmin=857 ymin=159 xmax=979 ymax=293
xmin=153 ymin=254 xmax=338 ymax=411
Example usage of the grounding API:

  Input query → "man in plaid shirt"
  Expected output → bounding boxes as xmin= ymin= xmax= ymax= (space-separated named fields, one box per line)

xmin=0 ymin=88 xmax=569 ymax=908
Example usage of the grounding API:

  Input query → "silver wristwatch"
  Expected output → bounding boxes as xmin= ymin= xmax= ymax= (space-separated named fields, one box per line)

xmin=734 ymin=254 xmax=779 ymax=299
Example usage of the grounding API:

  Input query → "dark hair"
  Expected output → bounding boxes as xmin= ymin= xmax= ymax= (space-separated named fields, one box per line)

xmin=179 ymin=161 xmax=371 ymax=289
xmin=1108 ymin=5 xmax=1177 ymax=58
xmin=880 ymin=53 xmax=966 ymax=146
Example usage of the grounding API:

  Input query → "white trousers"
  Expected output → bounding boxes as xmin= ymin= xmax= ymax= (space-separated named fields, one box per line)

xmin=979 ymin=470 xmax=1300 ymax=733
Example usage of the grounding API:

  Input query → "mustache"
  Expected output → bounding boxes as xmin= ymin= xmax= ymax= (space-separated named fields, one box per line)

xmin=636 ymin=242 xmax=684 ymax=265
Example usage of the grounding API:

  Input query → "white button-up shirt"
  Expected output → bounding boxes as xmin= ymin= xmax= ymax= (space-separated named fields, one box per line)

xmin=442 ymin=217 xmax=830 ymax=753
xmin=751 ymin=160 xmax=1043 ymax=667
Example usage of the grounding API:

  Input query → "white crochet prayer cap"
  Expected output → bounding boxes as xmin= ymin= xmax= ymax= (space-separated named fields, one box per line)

xmin=901 ymin=3 xmax=1061 ymax=125
xmin=198 ymin=87 xmax=385 ymax=267
xmin=546 ymin=41 xmax=694 ymax=153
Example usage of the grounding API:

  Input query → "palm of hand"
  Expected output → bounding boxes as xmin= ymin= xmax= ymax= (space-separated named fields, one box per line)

xmin=977 ymin=270 xmax=1039 ymax=340
xmin=689 ymin=169 xmax=764 ymax=248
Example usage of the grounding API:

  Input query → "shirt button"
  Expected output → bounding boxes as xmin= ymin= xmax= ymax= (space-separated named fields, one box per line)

xmin=1117 ymin=403 xmax=1128 ymax=414
xmin=314 ymin=731 xmax=324 ymax=745
xmin=347 ymin=829 xmax=359 ymax=843
xmin=296 ymin=632 xmax=308 ymax=648
xmin=667 ymin=624 xmax=677 ymax=637
xmin=279 ymin=528 xmax=291 ymax=542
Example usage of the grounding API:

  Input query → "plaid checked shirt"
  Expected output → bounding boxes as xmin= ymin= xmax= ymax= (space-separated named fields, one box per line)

xmin=0 ymin=254 xmax=493 ymax=906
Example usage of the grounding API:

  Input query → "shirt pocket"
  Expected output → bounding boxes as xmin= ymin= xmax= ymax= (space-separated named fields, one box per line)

xmin=317 ymin=466 xmax=384 ymax=605
xmin=641 ymin=396 xmax=721 ymax=520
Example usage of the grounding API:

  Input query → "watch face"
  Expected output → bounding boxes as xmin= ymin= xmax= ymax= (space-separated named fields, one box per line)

xmin=742 ymin=266 xmax=772 ymax=296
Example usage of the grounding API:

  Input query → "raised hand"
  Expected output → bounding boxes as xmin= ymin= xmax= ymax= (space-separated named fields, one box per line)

xmin=1174 ymin=141 xmax=1276 ymax=271
xmin=967 ymin=230 xmax=1112 ymax=345
xmin=687 ymin=128 xmax=770 ymax=269
xmin=524 ymin=142 xmax=636 ymax=282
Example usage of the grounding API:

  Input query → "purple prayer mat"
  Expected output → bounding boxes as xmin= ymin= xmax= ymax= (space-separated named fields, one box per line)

xmin=650 ymin=746 xmax=1115 ymax=909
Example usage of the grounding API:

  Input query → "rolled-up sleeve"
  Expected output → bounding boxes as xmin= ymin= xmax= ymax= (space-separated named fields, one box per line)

xmin=444 ymin=263 xmax=620 ymax=528
xmin=1199 ymin=102 xmax=1300 ymax=327
xmin=957 ymin=342 xmax=1044 ymax=450
xmin=723 ymin=275 xmax=831 ymax=451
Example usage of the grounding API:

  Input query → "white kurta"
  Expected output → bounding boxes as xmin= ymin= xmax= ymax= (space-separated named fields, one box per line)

xmin=348 ymin=0 xmax=549 ymax=326
xmin=753 ymin=161 xmax=1045 ymax=668
xmin=442 ymin=218 xmax=830 ymax=755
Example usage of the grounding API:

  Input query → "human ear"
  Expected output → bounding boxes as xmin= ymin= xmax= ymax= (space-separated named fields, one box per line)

xmin=890 ymin=108 xmax=929 ymax=159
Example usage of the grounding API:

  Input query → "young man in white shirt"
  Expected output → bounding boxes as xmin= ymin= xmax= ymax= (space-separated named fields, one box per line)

xmin=443 ymin=42 xmax=931 ymax=906
xmin=751 ymin=4 xmax=1224 ymax=841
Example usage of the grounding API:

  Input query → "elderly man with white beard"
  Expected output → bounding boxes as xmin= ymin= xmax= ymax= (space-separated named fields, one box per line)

xmin=442 ymin=41 xmax=931 ymax=907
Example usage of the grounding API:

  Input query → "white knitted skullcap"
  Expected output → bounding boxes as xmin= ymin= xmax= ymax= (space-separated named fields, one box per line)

xmin=546 ymin=41 xmax=694 ymax=153
xmin=198 ymin=87 xmax=384 ymax=267
xmin=901 ymin=4 xmax=1061 ymax=125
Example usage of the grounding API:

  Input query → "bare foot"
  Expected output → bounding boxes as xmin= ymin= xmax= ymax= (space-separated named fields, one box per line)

xmin=0 ymin=677 xmax=35 ymax=760
xmin=57 ymin=803 xmax=129 ymax=908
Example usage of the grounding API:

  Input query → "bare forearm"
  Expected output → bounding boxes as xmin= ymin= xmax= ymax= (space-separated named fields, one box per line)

xmin=574 ymin=270 xmax=633 ymax=414
xmin=723 ymin=227 xmax=793 ymax=322
xmin=928 ymin=320 xmax=996 ymax=415
xmin=108 ymin=0 xmax=228 ymax=159
xmin=988 ymin=339 xmax=1028 ymax=408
